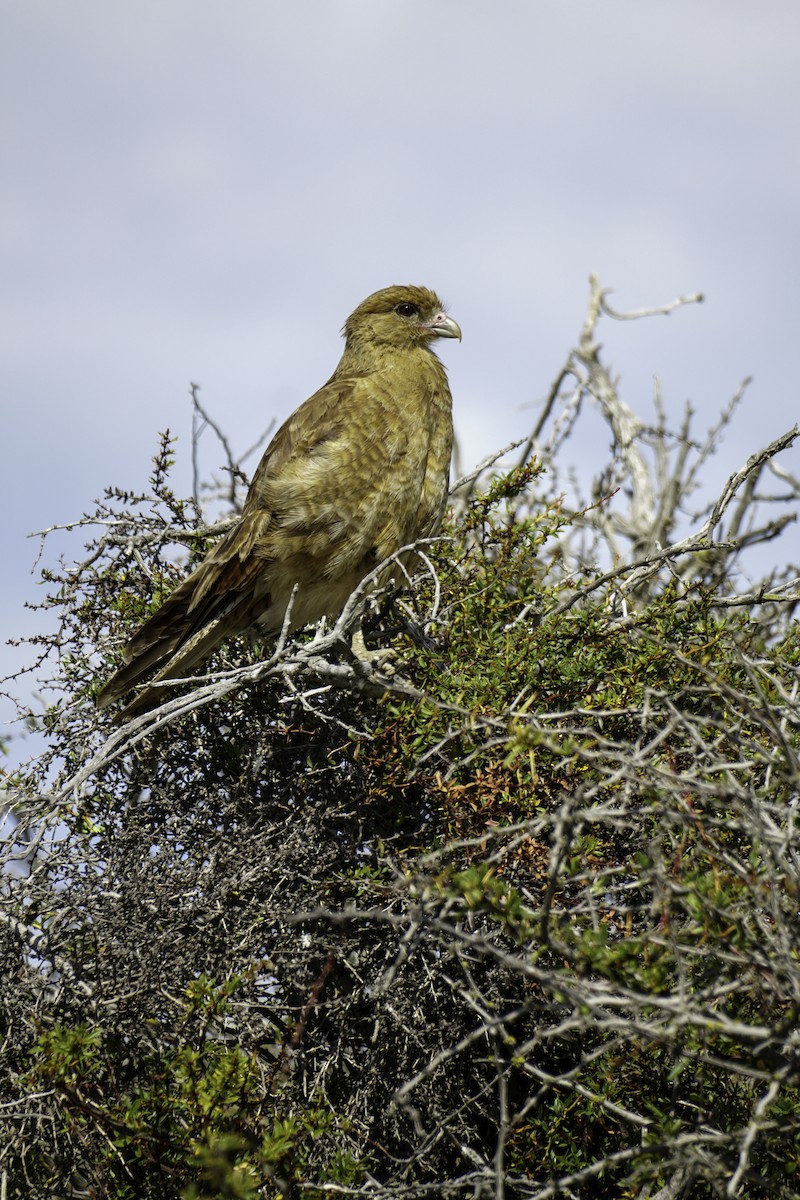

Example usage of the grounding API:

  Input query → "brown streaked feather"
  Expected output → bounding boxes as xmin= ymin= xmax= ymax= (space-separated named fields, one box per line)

xmin=97 ymin=285 xmax=459 ymax=714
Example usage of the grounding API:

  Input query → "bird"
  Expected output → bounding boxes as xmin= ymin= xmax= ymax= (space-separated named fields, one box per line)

xmin=96 ymin=284 xmax=461 ymax=715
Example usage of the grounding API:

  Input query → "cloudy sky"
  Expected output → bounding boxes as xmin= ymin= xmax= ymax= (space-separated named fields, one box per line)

xmin=3 ymin=1 xmax=799 ymax=746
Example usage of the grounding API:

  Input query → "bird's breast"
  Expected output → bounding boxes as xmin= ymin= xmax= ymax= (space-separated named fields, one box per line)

xmin=254 ymin=360 xmax=453 ymax=588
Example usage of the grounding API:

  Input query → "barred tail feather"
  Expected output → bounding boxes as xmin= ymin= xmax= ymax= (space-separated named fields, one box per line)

xmin=96 ymin=571 xmax=241 ymax=714
xmin=110 ymin=615 xmax=235 ymax=719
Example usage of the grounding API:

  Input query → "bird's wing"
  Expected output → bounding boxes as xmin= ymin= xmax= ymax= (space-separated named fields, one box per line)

xmin=204 ymin=371 xmax=427 ymax=581
xmin=98 ymin=373 xmax=418 ymax=710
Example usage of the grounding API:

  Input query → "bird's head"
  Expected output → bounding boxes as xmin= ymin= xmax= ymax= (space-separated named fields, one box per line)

xmin=343 ymin=285 xmax=461 ymax=354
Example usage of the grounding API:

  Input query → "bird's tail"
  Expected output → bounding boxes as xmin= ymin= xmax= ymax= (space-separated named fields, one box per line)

xmin=95 ymin=573 xmax=240 ymax=715
xmin=110 ymin=617 xmax=239 ymax=719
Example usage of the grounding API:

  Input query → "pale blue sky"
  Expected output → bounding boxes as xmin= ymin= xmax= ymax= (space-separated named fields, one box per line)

xmin=3 ymin=0 xmax=799 ymax=746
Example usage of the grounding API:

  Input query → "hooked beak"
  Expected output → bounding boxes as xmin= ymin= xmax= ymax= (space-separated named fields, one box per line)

xmin=426 ymin=311 xmax=462 ymax=341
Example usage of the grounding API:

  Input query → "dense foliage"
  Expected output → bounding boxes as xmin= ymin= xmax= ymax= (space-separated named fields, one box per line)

xmin=2 ymin=282 xmax=800 ymax=1199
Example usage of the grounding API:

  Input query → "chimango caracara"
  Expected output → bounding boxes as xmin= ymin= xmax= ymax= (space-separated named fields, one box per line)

xmin=97 ymin=285 xmax=461 ymax=715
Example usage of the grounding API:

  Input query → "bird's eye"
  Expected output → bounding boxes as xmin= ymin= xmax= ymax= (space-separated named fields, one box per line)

xmin=394 ymin=302 xmax=419 ymax=318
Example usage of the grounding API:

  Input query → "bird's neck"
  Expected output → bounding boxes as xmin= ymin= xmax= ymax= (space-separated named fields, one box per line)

xmin=334 ymin=341 xmax=442 ymax=381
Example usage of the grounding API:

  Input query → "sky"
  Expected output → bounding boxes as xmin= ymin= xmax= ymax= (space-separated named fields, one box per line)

xmin=2 ymin=0 xmax=799 ymax=754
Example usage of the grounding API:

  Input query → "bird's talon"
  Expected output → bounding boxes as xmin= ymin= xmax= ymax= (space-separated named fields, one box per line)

xmin=350 ymin=628 xmax=404 ymax=675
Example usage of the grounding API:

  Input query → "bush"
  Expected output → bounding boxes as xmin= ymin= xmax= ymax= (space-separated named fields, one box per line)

xmin=2 ymin=279 xmax=800 ymax=1199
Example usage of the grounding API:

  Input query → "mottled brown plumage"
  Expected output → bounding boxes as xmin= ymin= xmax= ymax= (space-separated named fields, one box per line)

xmin=97 ymin=285 xmax=460 ymax=714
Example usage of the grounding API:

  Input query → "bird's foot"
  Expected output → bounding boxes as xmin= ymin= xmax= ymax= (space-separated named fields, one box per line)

xmin=350 ymin=628 xmax=399 ymax=676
